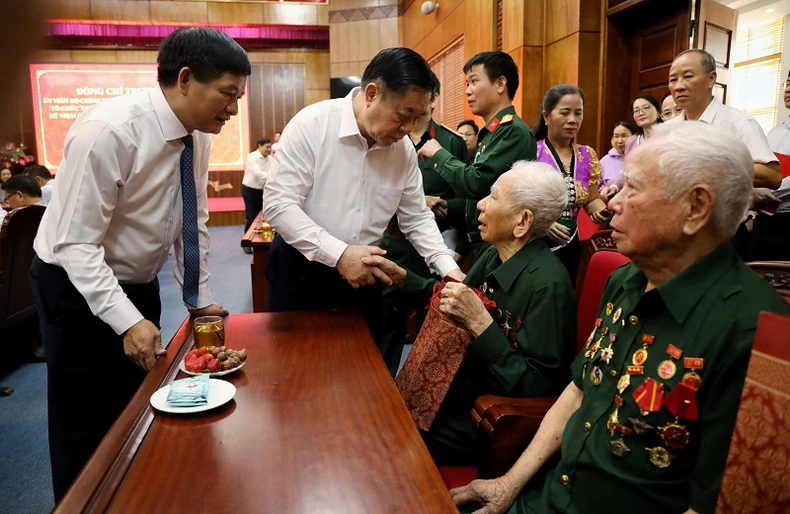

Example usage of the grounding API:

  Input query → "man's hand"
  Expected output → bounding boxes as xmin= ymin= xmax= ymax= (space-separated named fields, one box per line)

xmin=450 ymin=476 xmax=520 ymax=514
xmin=337 ymin=245 xmax=393 ymax=288
xmin=751 ymin=187 xmax=781 ymax=210
xmin=426 ymin=195 xmax=448 ymax=220
xmin=417 ymin=139 xmax=443 ymax=160
xmin=359 ymin=255 xmax=407 ymax=287
xmin=439 ymin=281 xmax=492 ymax=337
xmin=547 ymin=222 xmax=572 ymax=245
xmin=589 ymin=208 xmax=612 ymax=225
xmin=188 ymin=302 xmax=229 ymax=318
xmin=123 ymin=319 xmax=166 ymax=371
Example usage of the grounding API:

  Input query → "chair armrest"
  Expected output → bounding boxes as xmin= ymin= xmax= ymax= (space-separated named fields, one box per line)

xmin=471 ymin=395 xmax=557 ymax=477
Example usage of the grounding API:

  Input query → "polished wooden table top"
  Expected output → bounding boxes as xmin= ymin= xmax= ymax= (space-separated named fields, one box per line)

xmin=240 ymin=211 xmax=272 ymax=249
xmin=57 ymin=311 xmax=457 ymax=514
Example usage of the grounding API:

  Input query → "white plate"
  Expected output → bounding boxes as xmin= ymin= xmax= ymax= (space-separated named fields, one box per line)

xmin=179 ymin=358 xmax=246 ymax=377
xmin=150 ymin=378 xmax=236 ymax=414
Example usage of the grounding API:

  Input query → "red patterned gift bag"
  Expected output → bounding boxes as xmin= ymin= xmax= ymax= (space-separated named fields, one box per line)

xmin=395 ymin=278 xmax=496 ymax=431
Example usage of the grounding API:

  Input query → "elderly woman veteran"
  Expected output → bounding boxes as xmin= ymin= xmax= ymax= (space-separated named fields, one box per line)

xmin=365 ymin=160 xmax=577 ymax=466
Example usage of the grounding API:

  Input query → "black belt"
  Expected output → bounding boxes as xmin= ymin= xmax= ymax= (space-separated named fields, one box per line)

xmin=466 ymin=231 xmax=483 ymax=243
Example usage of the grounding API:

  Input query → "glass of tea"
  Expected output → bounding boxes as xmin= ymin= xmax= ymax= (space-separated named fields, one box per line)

xmin=193 ymin=316 xmax=225 ymax=348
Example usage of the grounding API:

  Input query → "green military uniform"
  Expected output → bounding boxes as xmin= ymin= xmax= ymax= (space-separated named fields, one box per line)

xmin=502 ymin=243 xmax=790 ymax=514
xmin=377 ymin=119 xmax=469 ymax=376
xmin=424 ymin=106 xmax=536 ymax=263
xmin=403 ymin=240 xmax=577 ymax=465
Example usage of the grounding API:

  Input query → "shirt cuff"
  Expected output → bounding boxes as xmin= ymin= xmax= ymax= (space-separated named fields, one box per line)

xmin=426 ymin=148 xmax=452 ymax=173
xmin=317 ymin=235 xmax=349 ymax=268
xmin=432 ymin=254 xmax=460 ymax=278
xmin=466 ymin=321 xmax=509 ymax=362
xmin=100 ymin=297 xmax=146 ymax=335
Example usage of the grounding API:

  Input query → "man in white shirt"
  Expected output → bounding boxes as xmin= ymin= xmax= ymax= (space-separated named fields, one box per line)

xmin=30 ymin=27 xmax=250 ymax=501
xmin=23 ymin=164 xmax=54 ymax=205
xmin=0 ymin=174 xmax=46 ymax=225
xmin=241 ymin=136 xmax=272 ymax=250
xmin=750 ymin=70 xmax=790 ymax=261
xmin=668 ymin=48 xmax=782 ymax=189
xmin=264 ymin=47 xmax=462 ymax=343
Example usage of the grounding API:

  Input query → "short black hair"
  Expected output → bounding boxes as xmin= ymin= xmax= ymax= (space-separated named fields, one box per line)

xmin=361 ymin=48 xmax=440 ymax=99
xmin=613 ymin=120 xmax=636 ymax=134
xmin=257 ymin=137 xmax=271 ymax=146
xmin=157 ymin=27 xmax=251 ymax=87
xmin=632 ymin=93 xmax=664 ymax=134
xmin=24 ymin=164 xmax=53 ymax=180
xmin=463 ymin=51 xmax=520 ymax=99
xmin=1 ymin=174 xmax=41 ymax=197
xmin=531 ymin=84 xmax=585 ymax=141
xmin=457 ymin=119 xmax=479 ymax=135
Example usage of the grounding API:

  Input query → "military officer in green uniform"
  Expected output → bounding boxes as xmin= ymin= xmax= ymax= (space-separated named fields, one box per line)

xmin=366 ymin=161 xmax=577 ymax=465
xmin=378 ymin=93 xmax=470 ymax=376
xmin=419 ymin=51 xmax=537 ymax=264
xmin=451 ymin=122 xmax=790 ymax=514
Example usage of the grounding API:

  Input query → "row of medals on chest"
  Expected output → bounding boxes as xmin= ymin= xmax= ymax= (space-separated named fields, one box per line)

xmin=583 ymin=303 xmax=703 ymax=469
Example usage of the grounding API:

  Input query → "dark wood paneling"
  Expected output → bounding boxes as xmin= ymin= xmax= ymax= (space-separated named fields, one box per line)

xmin=207 ymin=170 xmax=244 ymax=198
xmin=248 ymin=63 xmax=306 ymax=147
xmin=697 ymin=0 xmax=737 ymax=104
xmin=206 ymin=210 xmax=245 ymax=227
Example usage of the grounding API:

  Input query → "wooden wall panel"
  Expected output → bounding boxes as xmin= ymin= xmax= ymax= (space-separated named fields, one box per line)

xmin=305 ymin=52 xmax=330 ymax=90
xmin=401 ymin=0 xmax=466 ymax=54
xmin=578 ymin=31 xmax=601 ymax=147
xmin=546 ymin=0 xmax=579 ymax=45
xmin=71 ymin=49 xmax=119 ymax=62
xmin=49 ymin=0 xmax=92 ymax=19
xmin=330 ymin=61 xmax=368 ymax=77
xmin=329 ymin=18 xmax=398 ymax=78
xmin=248 ymin=63 xmax=306 ymax=144
xmin=305 ymin=88 xmax=330 ymax=106
xmin=150 ymin=1 xmax=209 ymax=23
xmin=331 ymin=0 xmax=380 ymax=8
xmin=207 ymin=170 xmax=244 ymax=198
xmin=263 ymin=3 xmax=318 ymax=25
xmin=510 ymin=46 xmax=543 ymax=125
xmin=207 ymin=2 xmax=265 ymax=23
xmin=90 ymin=0 xmax=152 ymax=21
xmin=117 ymin=50 xmax=160 ymax=63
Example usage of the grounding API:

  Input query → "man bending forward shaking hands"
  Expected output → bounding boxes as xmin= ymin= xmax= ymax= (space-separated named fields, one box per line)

xmin=264 ymin=48 xmax=463 ymax=337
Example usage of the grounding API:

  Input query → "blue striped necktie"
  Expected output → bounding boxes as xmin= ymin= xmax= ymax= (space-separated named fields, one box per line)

xmin=180 ymin=134 xmax=200 ymax=308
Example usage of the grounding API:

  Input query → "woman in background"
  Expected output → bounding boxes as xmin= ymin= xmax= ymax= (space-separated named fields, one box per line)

xmin=532 ymin=84 xmax=610 ymax=281
xmin=599 ymin=120 xmax=635 ymax=200
xmin=0 ymin=167 xmax=12 ymax=206
xmin=624 ymin=93 xmax=663 ymax=156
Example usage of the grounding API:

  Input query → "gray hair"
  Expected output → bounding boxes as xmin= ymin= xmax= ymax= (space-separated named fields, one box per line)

xmin=639 ymin=122 xmax=753 ymax=238
xmin=506 ymin=160 xmax=568 ymax=238
xmin=674 ymin=49 xmax=716 ymax=74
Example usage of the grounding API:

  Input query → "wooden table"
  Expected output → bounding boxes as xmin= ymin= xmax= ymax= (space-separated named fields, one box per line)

xmin=56 ymin=311 xmax=458 ymax=514
xmin=240 ymin=211 xmax=272 ymax=312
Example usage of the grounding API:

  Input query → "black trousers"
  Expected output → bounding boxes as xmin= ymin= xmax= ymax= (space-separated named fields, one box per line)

xmin=266 ymin=234 xmax=384 ymax=340
xmin=29 ymin=256 xmax=161 ymax=502
xmin=241 ymin=184 xmax=263 ymax=233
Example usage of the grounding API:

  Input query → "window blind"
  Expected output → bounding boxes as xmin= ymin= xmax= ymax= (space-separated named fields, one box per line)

xmin=730 ymin=17 xmax=784 ymax=134
xmin=429 ymin=38 xmax=466 ymax=131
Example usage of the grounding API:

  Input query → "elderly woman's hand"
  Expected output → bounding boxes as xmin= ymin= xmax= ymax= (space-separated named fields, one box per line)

xmin=359 ymin=255 xmax=407 ymax=287
xmin=547 ymin=222 xmax=572 ymax=245
xmin=450 ymin=476 xmax=521 ymax=514
xmin=438 ymin=282 xmax=493 ymax=337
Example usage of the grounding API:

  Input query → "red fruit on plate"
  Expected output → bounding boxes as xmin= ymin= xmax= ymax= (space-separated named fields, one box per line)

xmin=184 ymin=359 xmax=202 ymax=372
xmin=195 ymin=347 xmax=209 ymax=356
xmin=207 ymin=358 xmax=221 ymax=373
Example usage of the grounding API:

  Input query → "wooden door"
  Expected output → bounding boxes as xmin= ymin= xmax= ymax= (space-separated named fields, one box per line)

xmin=694 ymin=0 xmax=737 ymax=103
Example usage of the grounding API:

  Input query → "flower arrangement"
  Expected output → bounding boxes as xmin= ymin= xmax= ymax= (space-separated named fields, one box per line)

xmin=1 ymin=142 xmax=35 ymax=169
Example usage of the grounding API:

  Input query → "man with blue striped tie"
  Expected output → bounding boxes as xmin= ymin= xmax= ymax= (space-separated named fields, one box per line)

xmin=29 ymin=27 xmax=250 ymax=502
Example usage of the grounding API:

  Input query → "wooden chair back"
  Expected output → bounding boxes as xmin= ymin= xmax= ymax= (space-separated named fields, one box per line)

xmin=0 ymin=205 xmax=46 ymax=330
xmin=745 ymin=261 xmax=790 ymax=302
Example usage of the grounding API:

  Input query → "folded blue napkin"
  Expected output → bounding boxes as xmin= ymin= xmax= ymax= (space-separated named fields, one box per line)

xmin=166 ymin=374 xmax=210 ymax=407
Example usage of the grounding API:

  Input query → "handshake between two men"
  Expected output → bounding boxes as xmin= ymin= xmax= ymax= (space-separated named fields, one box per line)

xmin=336 ymin=245 xmax=465 ymax=289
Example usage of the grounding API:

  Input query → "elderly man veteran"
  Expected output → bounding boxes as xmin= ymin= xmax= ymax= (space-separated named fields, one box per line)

xmin=365 ymin=161 xmax=577 ymax=466
xmin=451 ymin=122 xmax=790 ymax=514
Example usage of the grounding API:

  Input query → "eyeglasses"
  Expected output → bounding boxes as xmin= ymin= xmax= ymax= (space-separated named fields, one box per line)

xmin=633 ymin=106 xmax=653 ymax=115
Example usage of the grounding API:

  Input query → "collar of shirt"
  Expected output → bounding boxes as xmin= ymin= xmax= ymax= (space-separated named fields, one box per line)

xmin=682 ymin=96 xmax=721 ymax=124
xmin=606 ymin=147 xmax=624 ymax=159
xmin=618 ymin=242 xmax=737 ymax=324
xmin=339 ymin=88 xmax=364 ymax=140
xmin=150 ymin=86 xmax=189 ymax=142
xmin=487 ymin=238 xmax=549 ymax=292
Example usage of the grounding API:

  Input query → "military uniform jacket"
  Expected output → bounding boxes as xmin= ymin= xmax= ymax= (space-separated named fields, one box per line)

xmin=404 ymin=240 xmax=577 ymax=428
xmin=424 ymin=106 xmax=537 ymax=230
xmin=541 ymin=244 xmax=790 ymax=514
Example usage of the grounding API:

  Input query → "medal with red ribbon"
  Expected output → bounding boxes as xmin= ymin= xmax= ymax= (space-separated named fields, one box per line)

xmin=632 ymin=333 xmax=654 ymax=366
xmin=663 ymin=381 xmax=699 ymax=421
xmin=682 ymin=357 xmax=704 ymax=389
xmin=632 ymin=377 xmax=664 ymax=413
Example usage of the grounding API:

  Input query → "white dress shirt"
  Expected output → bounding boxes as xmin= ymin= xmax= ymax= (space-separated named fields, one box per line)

xmin=34 ymin=87 xmax=214 ymax=335
xmin=263 ymin=88 xmax=457 ymax=276
xmin=671 ymin=97 xmax=778 ymax=164
xmin=766 ymin=119 xmax=790 ymax=213
xmin=40 ymin=179 xmax=54 ymax=205
xmin=242 ymin=150 xmax=270 ymax=190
